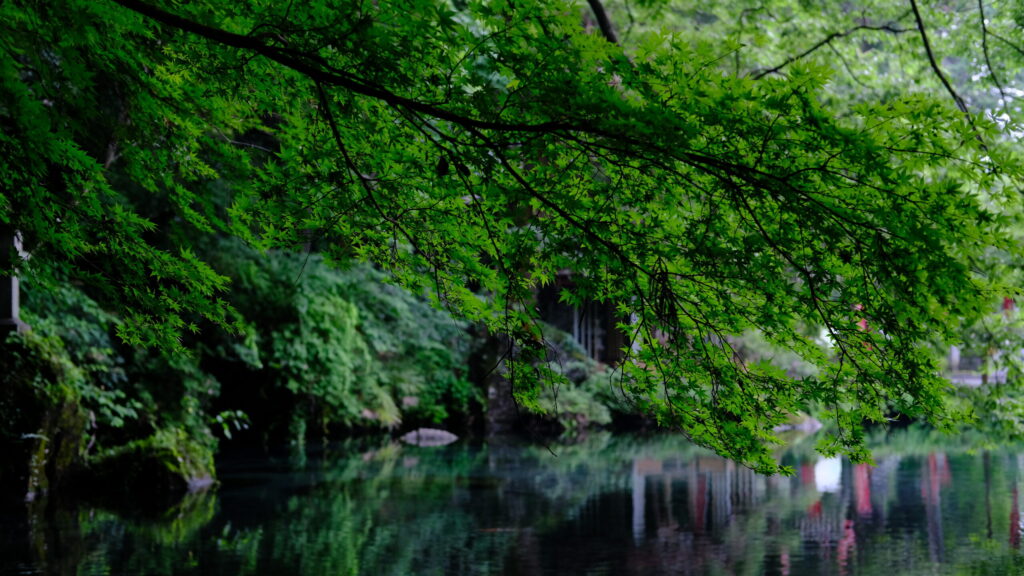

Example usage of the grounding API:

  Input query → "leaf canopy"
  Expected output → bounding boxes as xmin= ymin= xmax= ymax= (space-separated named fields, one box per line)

xmin=3 ymin=0 xmax=1022 ymax=471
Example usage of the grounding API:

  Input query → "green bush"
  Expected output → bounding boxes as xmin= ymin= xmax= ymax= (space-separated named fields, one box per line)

xmin=207 ymin=239 xmax=477 ymax=435
xmin=526 ymin=322 xmax=615 ymax=430
xmin=21 ymin=281 xmax=221 ymax=462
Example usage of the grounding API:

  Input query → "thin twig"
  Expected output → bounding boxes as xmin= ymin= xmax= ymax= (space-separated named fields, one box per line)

xmin=753 ymin=20 xmax=911 ymax=80
xmin=909 ymin=0 xmax=988 ymax=148
xmin=827 ymin=43 xmax=870 ymax=89
xmin=909 ymin=0 xmax=968 ymax=115
xmin=978 ymin=0 xmax=1008 ymax=109
xmin=989 ymin=29 xmax=1024 ymax=59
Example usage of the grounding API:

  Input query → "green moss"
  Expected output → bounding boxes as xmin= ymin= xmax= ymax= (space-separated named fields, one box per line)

xmin=88 ymin=428 xmax=216 ymax=497
xmin=25 ymin=431 xmax=49 ymax=500
xmin=22 ymin=398 xmax=87 ymax=501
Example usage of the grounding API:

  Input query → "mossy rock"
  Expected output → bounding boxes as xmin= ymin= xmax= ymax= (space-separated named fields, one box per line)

xmin=0 ymin=332 xmax=87 ymax=504
xmin=87 ymin=429 xmax=215 ymax=504
xmin=24 ymin=400 xmax=88 ymax=502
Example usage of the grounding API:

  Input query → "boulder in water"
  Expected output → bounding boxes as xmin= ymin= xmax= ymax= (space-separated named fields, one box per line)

xmin=400 ymin=428 xmax=458 ymax=447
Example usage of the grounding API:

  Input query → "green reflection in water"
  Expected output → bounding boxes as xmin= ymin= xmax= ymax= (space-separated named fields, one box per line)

xmin=6 ymin=430 xmax=1024 ymax=575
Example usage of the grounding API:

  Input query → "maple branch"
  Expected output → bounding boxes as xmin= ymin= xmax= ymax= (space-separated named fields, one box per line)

xmin=586 ymin=0 xmax=619 ymax=44
xmin=110 ymin=0 xmax=580 ymax=136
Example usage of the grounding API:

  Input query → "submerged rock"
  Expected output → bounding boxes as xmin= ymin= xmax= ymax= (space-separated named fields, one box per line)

xmin=400 ymin=428 xmax=458 ymax=447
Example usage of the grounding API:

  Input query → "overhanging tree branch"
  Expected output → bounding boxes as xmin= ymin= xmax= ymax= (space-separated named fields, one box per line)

xmin=98 ymin=0 xmax=768 ymax=218
xmin=110 ymin=0 xmax=584 ymax=136
xmin=110 ymin=0 xmax=950 ymax=204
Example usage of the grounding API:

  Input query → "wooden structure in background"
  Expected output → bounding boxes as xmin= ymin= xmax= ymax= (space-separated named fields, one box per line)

xmin=536 ymin=274 xmax=626 ymax=364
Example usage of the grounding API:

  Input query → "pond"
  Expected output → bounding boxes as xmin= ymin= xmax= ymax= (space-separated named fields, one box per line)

xmin=3 ymin=429 xmax=1024 ymax=575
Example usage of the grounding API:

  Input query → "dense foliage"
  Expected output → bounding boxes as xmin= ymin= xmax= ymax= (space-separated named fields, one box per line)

xmin=5 ymin=0 xmax=1024 ymax=471
xmin=13 ymin=246 xmax=478 ymax=468
xmin=206 ymin=240 xmax=477 ymax=434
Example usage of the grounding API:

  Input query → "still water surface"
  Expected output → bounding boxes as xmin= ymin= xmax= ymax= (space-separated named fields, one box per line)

xmin=5 ymin=430 xmax=1024 ymax=575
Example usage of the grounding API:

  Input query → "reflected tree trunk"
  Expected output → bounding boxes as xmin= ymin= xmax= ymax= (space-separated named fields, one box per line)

xmin=631 ymin=460 xmax=645 ymax=544
xmin=924 ymin=453 xmax=946 ymax=563
xmin=985 ymin=451 xmax=993 ymax=540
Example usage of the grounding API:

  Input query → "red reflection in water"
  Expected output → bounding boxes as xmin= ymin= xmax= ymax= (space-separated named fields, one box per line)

xmin=921 ymin=453 xmax=951 ymax=563
xmin=692 ymin=473 xmax=707 ymax=534
xmin=808 ymin=500 xmax=823 ymax=519
xmin=837 ymin=519 xmax=856 ymax=576
xmin=1011 ymin=486 xmax=1020 ymax=549
xmin=854 ymin=463 xmax=872 ymax=518
xmin=800 ymin=462 xmax=821 ymax=518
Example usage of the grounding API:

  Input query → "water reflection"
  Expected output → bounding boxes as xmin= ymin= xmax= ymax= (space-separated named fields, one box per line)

xmin=6 ymin=431 xmax=1024 ymax=575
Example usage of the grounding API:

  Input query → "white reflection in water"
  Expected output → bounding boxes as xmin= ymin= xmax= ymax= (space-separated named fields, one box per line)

xmin=814 ymin=456 xmax=843 ymax=493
